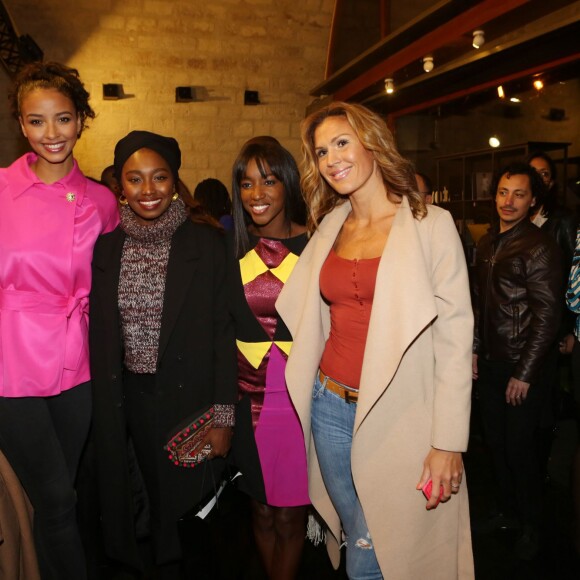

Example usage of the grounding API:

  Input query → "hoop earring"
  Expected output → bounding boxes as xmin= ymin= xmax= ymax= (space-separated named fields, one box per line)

xmin=172 ymin=192 xmax=179 ymax=202
xmin=119 ymin=195 xmax=128 ymax=206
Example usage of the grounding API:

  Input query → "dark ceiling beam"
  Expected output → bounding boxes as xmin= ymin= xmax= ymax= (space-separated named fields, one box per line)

xmin=367 ymin=16 xmax=580 ymax=117
xmin=0 ymin=1 xmax=43 ymax=76
xmin=312 ymin=0 xmax=529 ymax=100
xmin=388 ymin=52 xmax=580 ymax=120
xmin=323 ymin=0 xmax=343 ymax=80
xmin=380 ymin=0 xmax=391 ymax=38
xmin=0 ymin=1 xmax=22 ymax=75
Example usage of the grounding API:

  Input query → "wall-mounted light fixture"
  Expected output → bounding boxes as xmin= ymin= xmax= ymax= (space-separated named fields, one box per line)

xmin=472 ymin=30 xmax=485 ymax=49
xmin=103 ymin=84 xmax=124 ymax=100
xmin=422 ymin=57 xmax=434 ymax=73
xmin=384 ymin=78 xmax=394 ymax=94
xmin=176 ymin=87 xmax=195 ymax=102
xmin=547 ymin=108 xmax=565 ymax=121
xmin=244 ymin=90 xmax=260 ymax=105
xmin=489 ymin=136 xmax=500 ymax=148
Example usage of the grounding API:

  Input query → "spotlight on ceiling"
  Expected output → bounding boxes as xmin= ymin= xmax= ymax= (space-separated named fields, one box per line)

xmin=422 ymin=56 xmax=434 ymax=73
xmin=384 ymin=78 xmax=394 ymax=94
xmin=472 ymin=30 xmax=485 ymax=49
xmin=533 ymin=79 xmax=544 ymax=91
xmin=497 ymin=86 xmax=505 ymax=99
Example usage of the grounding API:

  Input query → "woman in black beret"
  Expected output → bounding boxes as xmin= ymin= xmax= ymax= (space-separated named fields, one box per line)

xmin=89 ymin=131 xmax=237 ymax=578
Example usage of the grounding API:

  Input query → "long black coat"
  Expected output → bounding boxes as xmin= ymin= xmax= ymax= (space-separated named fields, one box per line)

xmin=89 ymin=220 xmax=237 ymax=568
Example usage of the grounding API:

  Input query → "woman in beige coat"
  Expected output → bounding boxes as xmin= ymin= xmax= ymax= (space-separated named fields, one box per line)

xmin=276 ymin=102 xmax=474 ymax=579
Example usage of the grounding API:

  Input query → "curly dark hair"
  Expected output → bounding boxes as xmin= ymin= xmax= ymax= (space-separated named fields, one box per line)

xmin=10 ymin=61 xmax=95 ymax=135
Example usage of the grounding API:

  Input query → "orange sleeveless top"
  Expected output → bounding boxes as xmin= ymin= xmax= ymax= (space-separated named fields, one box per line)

xmin=319 ymin=249 xmax=380 ymax=389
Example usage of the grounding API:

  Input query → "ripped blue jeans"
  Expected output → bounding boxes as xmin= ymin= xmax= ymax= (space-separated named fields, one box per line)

xmin=311 ymin=372 xmax=383 ymax=579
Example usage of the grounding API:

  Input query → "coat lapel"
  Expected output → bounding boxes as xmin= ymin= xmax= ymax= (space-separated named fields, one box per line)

xmin=355 ymin=198 xmax=437 ymax=432
xmin=157 ymin=223 xmax=200 ymax=363
xmin=277 ymin=203 xmax=351 ymax=435
xmin=92 ymin=228 xmax=125 ymax=341
xmin=280 ymin=198 xmax=438 ymax=433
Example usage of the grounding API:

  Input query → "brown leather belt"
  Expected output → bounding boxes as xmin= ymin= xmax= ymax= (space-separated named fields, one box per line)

xmin=318 ymin=370 xmax=359 ymax=404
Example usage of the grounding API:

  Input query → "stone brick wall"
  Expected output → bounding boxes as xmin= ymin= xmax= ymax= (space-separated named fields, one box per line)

xmin=0 ymin=0 xmax=333 ymax=191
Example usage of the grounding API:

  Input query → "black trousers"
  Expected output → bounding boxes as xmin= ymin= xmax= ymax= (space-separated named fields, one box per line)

xmin=477 ymin=357 xmax=552 ymax=527
xmin=0 ymin=382 xmax=91 ymax=580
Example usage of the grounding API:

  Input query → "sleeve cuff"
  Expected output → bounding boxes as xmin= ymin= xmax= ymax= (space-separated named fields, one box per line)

xmin=213 ymin=403 xmax=235 ymax=427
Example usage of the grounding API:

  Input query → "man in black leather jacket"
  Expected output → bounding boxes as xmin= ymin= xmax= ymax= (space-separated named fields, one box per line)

xmin=473 ymin=162 xmax=563 ymax=560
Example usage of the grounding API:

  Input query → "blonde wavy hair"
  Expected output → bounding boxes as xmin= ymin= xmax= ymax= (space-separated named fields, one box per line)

xmin=300 ymin=101 xmax=426 ymax=232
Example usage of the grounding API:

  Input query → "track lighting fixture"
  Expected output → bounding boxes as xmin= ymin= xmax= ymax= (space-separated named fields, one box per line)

xmin=472 ymin=30 xmax=485 ymax=49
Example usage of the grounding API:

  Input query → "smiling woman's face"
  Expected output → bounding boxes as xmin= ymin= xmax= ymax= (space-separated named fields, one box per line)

xmin=121 ymin=148 xmax=175 ymax=225
xmin=313 ymin=116 xmax=378 ymax=198
xmin=239 ymin=157 xmax=288 ymax=238
xmin=18 ymin=88 xmax=81 ymax=181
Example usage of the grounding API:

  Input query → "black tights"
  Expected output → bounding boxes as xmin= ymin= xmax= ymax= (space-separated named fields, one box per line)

xmin=0 ymin=382 xmax=91 ymax=580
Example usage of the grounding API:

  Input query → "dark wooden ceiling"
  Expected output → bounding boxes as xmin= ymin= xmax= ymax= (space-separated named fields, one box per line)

xmin=308 ymin=0 xmax=580 ymax=119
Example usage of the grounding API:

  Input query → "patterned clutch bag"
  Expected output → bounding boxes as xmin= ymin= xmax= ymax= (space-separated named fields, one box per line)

xmin=165 ymin=406 xmax=214 ymax=467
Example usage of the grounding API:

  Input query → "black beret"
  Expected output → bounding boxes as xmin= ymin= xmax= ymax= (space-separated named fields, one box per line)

xmin=114 ymin=130 xmax=181 ymax=183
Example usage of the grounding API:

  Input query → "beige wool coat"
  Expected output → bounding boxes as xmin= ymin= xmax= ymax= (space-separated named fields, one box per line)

xmin=277 ymin=198 xmax=475 ymax=579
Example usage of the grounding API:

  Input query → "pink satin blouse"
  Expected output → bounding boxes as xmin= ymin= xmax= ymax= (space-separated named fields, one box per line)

xmin=0 ymin=153 xmax=119 ymax=397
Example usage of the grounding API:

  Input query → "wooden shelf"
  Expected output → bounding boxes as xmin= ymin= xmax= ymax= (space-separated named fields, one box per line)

xmin=433 ymin=141 xmax=571 ymax=236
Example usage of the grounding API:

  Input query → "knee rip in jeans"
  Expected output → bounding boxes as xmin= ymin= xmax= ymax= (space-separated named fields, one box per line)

xmin=354 ymin=532 xmax=373 ymax=550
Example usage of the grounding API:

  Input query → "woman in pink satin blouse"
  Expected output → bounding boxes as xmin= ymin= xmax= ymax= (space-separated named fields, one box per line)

xmin=0 ymin=62 xmax=118 ymax=580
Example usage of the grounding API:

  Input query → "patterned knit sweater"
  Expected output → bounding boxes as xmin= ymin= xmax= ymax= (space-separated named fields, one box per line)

xmin=118 ymin=199 xmax=188 ymax=373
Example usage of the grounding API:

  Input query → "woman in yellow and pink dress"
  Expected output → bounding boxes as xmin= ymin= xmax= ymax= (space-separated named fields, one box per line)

xmin=228 ymin=137 xmax=309 ymax=580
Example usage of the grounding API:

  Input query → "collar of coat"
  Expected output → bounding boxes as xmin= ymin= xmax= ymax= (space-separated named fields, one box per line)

xmin=277 ymin=196 xmax=438 ymax=433
xmin=92 ymin=220 xmax=201 ymax=364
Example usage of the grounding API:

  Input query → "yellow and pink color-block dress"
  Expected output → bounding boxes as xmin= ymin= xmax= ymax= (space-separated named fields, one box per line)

xmin=229 ymin=234 xmax=309 ymax=506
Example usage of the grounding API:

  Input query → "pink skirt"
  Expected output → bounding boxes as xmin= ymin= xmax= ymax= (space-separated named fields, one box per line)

xmin=254 ymin=345 xmax=309 ymax=506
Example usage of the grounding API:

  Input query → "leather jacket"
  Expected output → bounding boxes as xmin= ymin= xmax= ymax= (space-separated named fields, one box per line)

xmin=474 ymin=220 xmax=563 ymax=383
xmin=541 ymin=206 xmax=578 ymax=337
xmin=541 ymin=206 xmax=577 ymax=272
